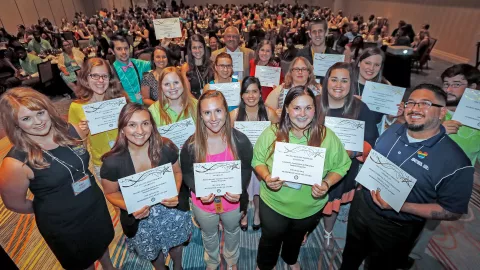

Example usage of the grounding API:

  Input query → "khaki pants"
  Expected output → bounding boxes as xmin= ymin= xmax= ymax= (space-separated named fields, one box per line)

xmin=192 ymin=203 xmax=242 ymax=268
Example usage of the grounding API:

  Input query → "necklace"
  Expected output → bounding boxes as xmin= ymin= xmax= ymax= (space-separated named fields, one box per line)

xmin=195 ymin=65 xmax=205 ymax=89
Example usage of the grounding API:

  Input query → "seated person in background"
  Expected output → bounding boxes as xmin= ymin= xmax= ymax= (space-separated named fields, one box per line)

xmin=344 ymin=36 xmax=364 ymax=63
xmin=4 ymin=46 xmax=42 ymax=89
xmin=393 ymin=26 xmax=412 ymax=46
xmin=281 ymin=37 xmax=298 ymax=62
xmin=27 ymin=30 xmax=52 ymax=55
xmin=413 ymin=31 xmax=430 ymax=58
xmin=391 ymin=20 xmax=406 ymax=37
xmin=344 ymin=23 xmax=360 ymax=42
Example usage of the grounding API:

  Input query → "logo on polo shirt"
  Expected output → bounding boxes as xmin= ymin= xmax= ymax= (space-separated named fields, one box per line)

xmin=417 ymin=151 xmax=428 ymax=159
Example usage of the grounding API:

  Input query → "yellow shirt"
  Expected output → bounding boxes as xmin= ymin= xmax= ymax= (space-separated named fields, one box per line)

xmin=68 ymin=101 xmax=118 ymax=166
xmin=149 ymin=98 xmax=198 ymax=127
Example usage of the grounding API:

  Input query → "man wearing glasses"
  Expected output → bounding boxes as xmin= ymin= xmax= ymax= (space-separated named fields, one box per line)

xmin=210 ymin=26 xmax=254 ymax=81
xmin=340 ymin=83 xmax=474 ymax=270
xmin=406 ymin=64 xmax=480 ymax=268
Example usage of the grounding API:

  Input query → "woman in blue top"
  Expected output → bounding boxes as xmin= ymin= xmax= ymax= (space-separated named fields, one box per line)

xmin=203 ymin=52 xmax=239 ymax=111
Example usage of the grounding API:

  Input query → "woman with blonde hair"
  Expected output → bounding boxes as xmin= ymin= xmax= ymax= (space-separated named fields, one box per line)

xmin=68 ymin=57 xmax=127 ymax=179
xmin=149 ymin=66 xmax=198 ymax=127
xmin=0 ymin=87 xmax=116 ymax=270
xmin=265 ymin=56 xmax=321 ymax=117
xmin=180 ymin=90 xmax=253 ymax=270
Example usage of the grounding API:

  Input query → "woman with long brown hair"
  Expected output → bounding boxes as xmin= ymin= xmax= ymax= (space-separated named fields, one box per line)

xmin=149 ymin=66 xmax=197 ymax=127
xmin=101 ymin=103 xmax=192 ymax=270
xmin=68 ymin=57 xmax=126 ymax=179
xmin=265 ymin=56 xmax=321 ymax=118
xmin=252 ymin=86 xmax=351 ymax=270
xmin=0 ymin=87 xmax=116 ymax=270
xmin=180 ymin=90 xmax=253 ymax=270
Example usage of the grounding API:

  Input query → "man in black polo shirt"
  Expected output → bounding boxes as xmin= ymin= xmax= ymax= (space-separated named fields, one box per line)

xmin=340 ymin=83 xmax=474 ymax=270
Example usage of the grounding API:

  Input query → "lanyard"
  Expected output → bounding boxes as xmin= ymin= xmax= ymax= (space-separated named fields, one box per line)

xmin=43 ymin=147 xmax=87 ymax=183
xmin=195 ymin=65 xmax=205 ymax=89
xmin=386 ymin=137 xmax=424 ymax=168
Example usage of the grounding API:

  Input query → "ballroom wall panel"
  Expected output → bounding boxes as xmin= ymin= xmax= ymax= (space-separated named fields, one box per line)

xmin=341 ymin=0 xmax=480 ymax=63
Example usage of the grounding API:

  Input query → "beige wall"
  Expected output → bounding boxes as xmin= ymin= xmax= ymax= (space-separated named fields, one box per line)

xmin=340 ymin=0 xmax=480 ymax=64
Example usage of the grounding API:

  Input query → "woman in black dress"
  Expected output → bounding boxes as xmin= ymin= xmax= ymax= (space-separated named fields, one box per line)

xmin=317 ymin=62 xmax=379 ymax=249
xmin=181 ymin=34 xmax=214 ymax=99
xmin=0 ymin=87 xmax=116 ymax=270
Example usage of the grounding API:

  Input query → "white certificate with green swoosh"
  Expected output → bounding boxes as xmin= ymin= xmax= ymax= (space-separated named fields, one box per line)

xmin=82 ymin=97 xmax=126 ymax=135
xmin=362 ymin=81 xmax=406 ymax=115
xmin=355 ymin=149 xmax=417 ymax=212
xmin=193 ymin=160 xmax=242 ymax=197
xmin=452 ymin=88 xmax=480 ymax=130
xmin=324 ymin=117 xmax=365 ymax=152
xmin=158 ymin=118 xmax=195 ymax=150
xmin=118 ymin=163 xmax=178 ymax=214
xmin=271 ymin=142 xmax=326 ymax=186
xmin=313 ymin=53 xmax=345 ymax=76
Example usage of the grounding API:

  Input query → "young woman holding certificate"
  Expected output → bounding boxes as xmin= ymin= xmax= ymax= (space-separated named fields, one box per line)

xmin=265 ymin=56 xmax=321 ymax=118
xmin=0 ymin=88 xmax=116 ymax=270
xmin=180 ymin=90 xmax=253 ymax=270
xmin=352 ymin=48 xmax=404 ymax=134
xmin=318 ymin=62 xmax=379 ymax=249
xmin=252 ymin=86 xmax=351 ymax=270
xmin=249 ymin=40 xmax=284 ymax=100
xmin=101 ymin=103 xmax=192 ymax=270
xmin=203 ymin=52 xmax=239 ymax=111
xmin=148 ymin=66 xmax=198 ymax=127
xmin=230 ymin=76 xmax=279 ymax=231
xmin=68 ymin=57 xmax=126 ymax=180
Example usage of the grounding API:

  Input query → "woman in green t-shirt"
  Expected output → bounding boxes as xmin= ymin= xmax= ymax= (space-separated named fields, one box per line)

xmin=68 ymin=57 xmax=127 ymax=180
xmin=252 ymin=86 xmax=352 ymax=270
xmin=148 ymin=66 xmax=197 ymax=127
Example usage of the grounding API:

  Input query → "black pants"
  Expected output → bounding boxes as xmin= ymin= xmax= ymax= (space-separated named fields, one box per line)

xmin=340 ymin=190 xmax=425 ymax=270
xmin=257 ymin=198 xmax=321 ymax=270
xmin=0 ymin=245 xmax=18 ymax=270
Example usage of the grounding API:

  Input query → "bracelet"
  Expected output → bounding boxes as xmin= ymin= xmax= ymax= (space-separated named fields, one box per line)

xmin=322 ymin=180 xmax=330 ymax=190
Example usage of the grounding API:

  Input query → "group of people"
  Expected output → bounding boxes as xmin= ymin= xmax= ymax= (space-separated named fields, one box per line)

xmin=0 ymin=2 xmax=478 ymax=270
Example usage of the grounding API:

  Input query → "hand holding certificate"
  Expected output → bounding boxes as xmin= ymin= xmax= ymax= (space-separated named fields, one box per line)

xmin=82 ymin=97 xmax=126 ymax=135
xmin=209 ymin=82 xmax=241 ymax=107
xmin=313 ymin=54 xmax=345 ymax=76
xmin=324 ymin=117 xmax=365 ymax=152
xmin=153 ymin=18 xmax=182 ymax=39
xmin=158 ymin=118 xmax=195 ymax=150
xmin=118 ymin=163 xmax=178 ymax=214
xmin=255 ymin=66 xmax=281 ymax=87
xmin=234 ymin=121 xmax=271 ymax=146
xmin=227 ymin=52 xmax=244 ymax=72
xmin=362 ymin=81 xmax=406 ymax=115
xmin=193 ymin=160 xmax=242 ymax=197
xmin=271 ymin=142 xmax=326 ymax=185
xmin=355 ymin=150 xmax=417 ymax=212
xmin=452 ymin=88 xmax=480 ymax=129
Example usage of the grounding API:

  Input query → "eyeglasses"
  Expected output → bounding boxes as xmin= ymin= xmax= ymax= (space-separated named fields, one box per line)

xmin=404 ymin=101 xmax=444 ymax=109
xmin=89 ymin=74 xmax=110 ymax=81
xmin=292 ymin=67 xmax=309 ymax=73
xmin=216 ymin=64 xmax=233 ymax=70
xmin=442 ymin=83 xmax=467 ymax=89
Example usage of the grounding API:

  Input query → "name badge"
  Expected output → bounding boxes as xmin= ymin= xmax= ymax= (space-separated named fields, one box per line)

xmin=214 ymin=196 xmax=224 ymax=213
xmin=108 ymin=140 xmax=115 ymax=148
xmin=71 ymin=62 xmax=78 ymax=67
xmin=283 ymin=181 xmax=302 ymax=190
xmin=135 ymin=92 xmax=143 ymax=101
xmin=72 ymin=175 xmax=92 ymax=195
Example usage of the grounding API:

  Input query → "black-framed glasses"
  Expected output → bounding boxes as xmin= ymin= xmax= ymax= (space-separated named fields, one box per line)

xmin=442 ymin=83 xmax=467 ymax=89
xmin=216 ymin=64 xmax=233 ymax=70
xmin=404 ymin=101 xmax=443 ymax=109
xmin=89 ymin=74 xmax=110 ymax=81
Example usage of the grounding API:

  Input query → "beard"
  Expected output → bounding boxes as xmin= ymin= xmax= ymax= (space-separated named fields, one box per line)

xmin=406 ymin=113 xmax=440 ymax=132
xmin=446 ymin=94 xmax=461 ymax=107
xmin=407 ymin=123 xmax=425 ymax=131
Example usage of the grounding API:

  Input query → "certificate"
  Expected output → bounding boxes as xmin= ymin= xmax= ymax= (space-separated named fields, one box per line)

xmin=118 ymin=163 xmax=178 ymax=214
xmin=452 ymin=88 xmax=480 ymax=129
xmin=362 ymin=81 xmax=406 ymax=115
xmin=313 ymin=54 xmax=345 ymax=76
xmin=193 ymin=160 xmax=242 ymax=197
xmin=82 ymin=97 xmax=126 ymax=135
xmin=227 ymin=52 xmax=244 ymax=72
xmin=209 ymin=82 xmax=241 ymax=107
xmin=355 ymin=150 xmax=417 ymax=212
xmin=158 ymin=118 xmax=195 ymax=150
xmin=255 ymin=66 xmax=281 ymax=87
xmin=153 ymin=18 xmax=182 ymax=39
xmin=271 ymin=142 xmax=326 ymax=185
xmin=234 ymin=121 xmax=271 ymax=146
xmin=324 ymin=117 xmax=365 ymax=152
